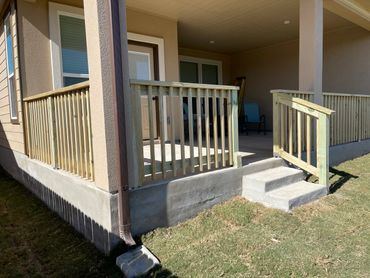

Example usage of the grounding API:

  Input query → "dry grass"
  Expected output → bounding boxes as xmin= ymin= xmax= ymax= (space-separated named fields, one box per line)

xmin=0 ymin=168 xmax=122 ymax=277
xmin=143 ymin=154 xmax=370 ymax=277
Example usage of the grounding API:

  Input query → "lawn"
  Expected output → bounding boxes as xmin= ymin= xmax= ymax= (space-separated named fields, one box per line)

xmin=1 ymin=154 xmax=370 ymax=277
xmin=0 ymin=167 xmax=122 ymax=277
xmin=143 ymin=154 xmax=370 ymax=277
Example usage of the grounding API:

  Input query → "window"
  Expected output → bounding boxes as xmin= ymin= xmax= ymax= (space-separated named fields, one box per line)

xmin=49 ymin=3 xmax=88 ymax=88
xmin=179 ymin=56 xmax=222 ymax=85
xmin=4 ymin=13 xmax=17 ymax=121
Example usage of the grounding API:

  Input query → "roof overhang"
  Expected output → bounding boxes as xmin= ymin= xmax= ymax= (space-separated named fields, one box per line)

xmin=324 ymin=0 xmax=370 ymax=31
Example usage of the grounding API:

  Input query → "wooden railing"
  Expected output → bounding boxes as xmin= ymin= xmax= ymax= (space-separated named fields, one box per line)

xmin=282 ymin=90 xmax=370 ymax=146
xmin=272 ymin=91 xmax=334 ymax=187
xmin=324 ymin=93 xmax=370 ymax=145
xmin=24 ymin=82 xmax=94 ymax=180
xmin=130 ymin=80 xmax=240 ymax=186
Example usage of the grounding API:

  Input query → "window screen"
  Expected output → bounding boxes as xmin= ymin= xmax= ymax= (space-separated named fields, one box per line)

xmin=60 ymin=15 xmax=88 ymax=85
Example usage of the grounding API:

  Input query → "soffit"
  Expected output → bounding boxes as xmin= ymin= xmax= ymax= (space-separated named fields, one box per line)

xmin=126 ymin=0 xmax=354 ymax=53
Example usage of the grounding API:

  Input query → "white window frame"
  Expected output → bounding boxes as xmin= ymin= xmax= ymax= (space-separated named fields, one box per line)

xmin=49 ymin=2 xmax=86 ymax=89
xmin=4 ymin=12 xmax=18 ymax=121
xmin=179 ymin=56 xmax=223 ymax=85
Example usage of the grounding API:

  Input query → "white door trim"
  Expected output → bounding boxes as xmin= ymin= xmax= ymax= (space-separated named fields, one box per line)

xmin=128 ymin=32 xmax=168 ymax=140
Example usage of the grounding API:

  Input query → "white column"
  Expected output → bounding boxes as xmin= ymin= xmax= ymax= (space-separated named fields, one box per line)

xmin=83 ymin=0 xmax=120 ymax=192
xmin=299 ymin=0 xmax=324 ymax=105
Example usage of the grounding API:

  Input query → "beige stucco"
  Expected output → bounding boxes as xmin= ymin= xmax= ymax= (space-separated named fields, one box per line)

xmin=16 ymin=0 xmax=83 ymax=97
xmin=126 ymin=8 xmax=179 ymax=81
xmin=231 ymin=25 xmax=370 ymax=130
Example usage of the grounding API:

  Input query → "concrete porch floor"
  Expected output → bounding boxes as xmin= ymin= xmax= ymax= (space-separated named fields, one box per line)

xmin=142 ymin=132 xmax=273 ymax=167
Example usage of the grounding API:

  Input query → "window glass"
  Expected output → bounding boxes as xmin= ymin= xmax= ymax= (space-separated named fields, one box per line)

xmin=4 ymin=15 xmax=17 ymax=120
xmin=128 ymin=52 xmax=151 ymax=80
xmin=60 ymin=15 xmax=88 ymax=84
xmin=180 ymin=61 xmax=199 ymax=83
xmin=202 ymin=64 xmax=218 ymax=85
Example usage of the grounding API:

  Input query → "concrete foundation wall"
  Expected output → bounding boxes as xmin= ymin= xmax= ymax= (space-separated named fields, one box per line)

xmin=0 ymin=146 xmax=120 ymax=254
xmin=130 ymin=167 xmax=243 ymax=235
xmin=329 ymin=139 xmax=370 ymax=166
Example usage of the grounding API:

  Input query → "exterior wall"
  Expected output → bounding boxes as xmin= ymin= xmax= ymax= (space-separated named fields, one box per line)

xmin=0 ymin=1 xmax=24 ymax=154
xmin=16 ymin=0 xmax=83 ymax=98
xmin=178 ymin=47 xmax=232 ymax=85
xmin=231 ymin=25 xmax=370 ymax=130
xmin=127 ymin=8 xmax=179 ymax=81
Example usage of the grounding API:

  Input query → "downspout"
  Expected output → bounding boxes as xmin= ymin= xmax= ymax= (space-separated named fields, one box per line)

xmin=108 ymin=0 xmax=135 ymax=247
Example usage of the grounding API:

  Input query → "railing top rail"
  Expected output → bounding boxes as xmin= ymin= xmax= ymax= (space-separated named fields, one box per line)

xmin=323 ymin=92 xmax=370 ymax=98
xmin=271 ymin=89 xmax=315 ymax=95
xmin=276 ymin=93 xmax=335 ymax=116
xmin=130 ymin=79 xmax=239 ymax=91
xmin=23 ymin=81 xmax=90 ymax=102
xmin=272 ymin=89 xmax=370 ymax=98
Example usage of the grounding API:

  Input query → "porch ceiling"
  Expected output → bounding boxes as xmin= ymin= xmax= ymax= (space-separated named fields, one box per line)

xmin=126 ymin=0 xmax=354 ymax=53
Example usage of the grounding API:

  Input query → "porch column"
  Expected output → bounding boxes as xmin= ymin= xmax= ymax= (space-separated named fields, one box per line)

xmin=83 ymin=1 xmax=120 ymax=192
xmin=299 ymin=0 xmax=324 ymax=105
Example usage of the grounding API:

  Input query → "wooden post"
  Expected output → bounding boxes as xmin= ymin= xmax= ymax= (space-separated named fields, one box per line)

xmin=47 ymin=96 xmax=58 ymax=169
xmin=272 ymin=93 xmax=280 ymax=156
xmin=317 ymin=113 xmax=330 ymax=189
xmin=133 ymin=85 xmax=144 ymax=186
xmin=231 ymin=89 xmax=240 ymax=167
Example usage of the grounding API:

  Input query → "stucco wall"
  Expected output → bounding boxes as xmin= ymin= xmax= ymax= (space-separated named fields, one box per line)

xmin=16 ymin=0 xmax=83 ymax=98
xmin=0 ymin=1 xmax=24 ymax=153
xmin=231 ymin=26 xmax=370 ymax=130
xmin=126 ymin=8 xmax=179 ymax=81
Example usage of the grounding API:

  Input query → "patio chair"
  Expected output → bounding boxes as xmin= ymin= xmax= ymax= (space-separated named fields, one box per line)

xmin=243 ymin=103 xmax=266 ymax=135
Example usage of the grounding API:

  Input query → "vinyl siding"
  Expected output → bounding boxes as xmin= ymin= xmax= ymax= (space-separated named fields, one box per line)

xmin=0 ymin=2 xmax=24 ymax=154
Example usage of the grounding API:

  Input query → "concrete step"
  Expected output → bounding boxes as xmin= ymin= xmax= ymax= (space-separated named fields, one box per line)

xmin=266 ymin=181 xmax=327 ymax=211
xmin=241 ymin=157 xmax=285 ymax=176
xmin=243 ymin=166 xmax=305 ymax=193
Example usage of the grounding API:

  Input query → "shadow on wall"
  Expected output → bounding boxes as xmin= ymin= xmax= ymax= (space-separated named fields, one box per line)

xmin=0 ymin=122 xmax=121 ymax=255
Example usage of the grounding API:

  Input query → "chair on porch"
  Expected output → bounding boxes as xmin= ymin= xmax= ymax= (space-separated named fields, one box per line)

xmin=243 ymin=103 xmax=266 ymax=135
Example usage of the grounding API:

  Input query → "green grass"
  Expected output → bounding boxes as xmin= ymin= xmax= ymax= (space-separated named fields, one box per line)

xmin=1 ymin=154 xmax=370 ymax=277
xmin=143 ymin=154 xmax=370 ymax=277
xmin=0 ymin=168 xmax=122 ymax=277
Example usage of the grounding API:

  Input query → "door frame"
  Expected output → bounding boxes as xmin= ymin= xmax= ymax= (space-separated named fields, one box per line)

xmin=179 ymin=55 xmax=223 ymax=85
xmin=127 ymin=32 xmax=167 ymax=140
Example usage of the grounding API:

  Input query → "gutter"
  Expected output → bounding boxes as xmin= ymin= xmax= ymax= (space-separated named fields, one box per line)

xmin=108 ymin=0 xmax=160 ymax=276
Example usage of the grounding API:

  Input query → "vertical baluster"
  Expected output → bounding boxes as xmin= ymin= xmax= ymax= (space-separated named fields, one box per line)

xmin=86 ymin=89 xmax=94 ymax=179
xmin=227 ymin=90 xmax=233 ymax=166
xmin=288 ymin=107 xmax=293 ymax=155
xmin=72 ymin=92 xmax=78 ymax=175
xmin=280 ymin=104 xmax=286 ymax=152
xmin=188 ymin=88 xmax=194 ymax=173
xmin=68 ymin=93 xmax=75 ymax=173
xmin=205 ymin=89 xmax=211 ymax=170
xmin=212 ymin=89 xmax=218 ymax=168
xmin=159 ymin=86 xmax=167 ymax=178
xmin=81 ymin=90 xmax=88 ymax=178
xmin=170 ymin=87 xmax=177 ymax=176
xmin=179 ymin=88 xmax=186 ymax=175
xmin=220 ymin=91 xmax=226 ymax=167
xmin=297 ymin=111 xmax=302 ymax=160
xmin=196 ymin=88 xmax=203 ymax=171
xmin=147 ymin=85 xmax=156 ymax=179
xmin=306 ymin=115 xmax=312 ymax=165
